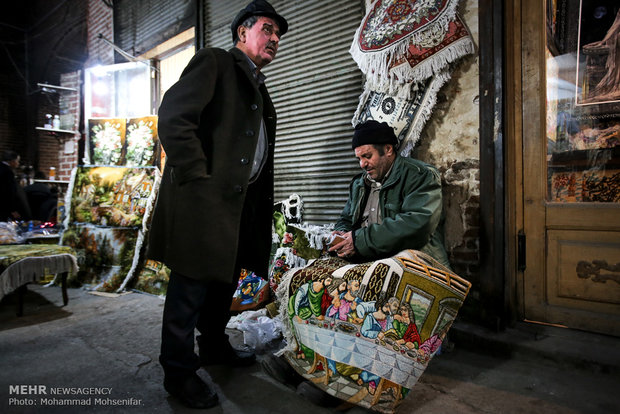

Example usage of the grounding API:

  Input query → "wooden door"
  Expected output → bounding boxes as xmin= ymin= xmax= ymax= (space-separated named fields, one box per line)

xmin=517 ymin=0 xmax=620 ymax=336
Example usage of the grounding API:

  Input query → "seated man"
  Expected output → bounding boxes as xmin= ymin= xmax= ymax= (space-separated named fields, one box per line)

xmin=328 ymin=119 xmax=450 ymax=268
xmin=262 ymin=120 xmax=452 ymax=406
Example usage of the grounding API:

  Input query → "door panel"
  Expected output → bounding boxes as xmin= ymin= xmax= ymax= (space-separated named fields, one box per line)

xmin=548 ymin=230 xmax=620 ymax=306
xmin=519 ymin=0 xmax=620 ymax=336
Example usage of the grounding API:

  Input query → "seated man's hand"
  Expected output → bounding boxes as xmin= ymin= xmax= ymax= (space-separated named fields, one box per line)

xmin=328 ymin=231 xmax=355 ymax=258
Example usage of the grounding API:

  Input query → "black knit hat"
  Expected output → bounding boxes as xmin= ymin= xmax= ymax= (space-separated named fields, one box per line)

xmin=352 ymin=120 xmax=398 ymax=149
xmin=231 ymin=0 xmax=288 ymax=43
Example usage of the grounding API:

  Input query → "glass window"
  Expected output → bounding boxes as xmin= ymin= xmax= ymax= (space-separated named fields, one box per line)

xmin=84 ymin=61 xmax=155 ymax=119
xmin=546 ymin=0 xmax=620 ymax=203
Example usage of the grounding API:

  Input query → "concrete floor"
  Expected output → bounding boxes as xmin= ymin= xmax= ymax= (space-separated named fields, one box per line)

xmin=1 ymin=284 xmax=619 ymax=413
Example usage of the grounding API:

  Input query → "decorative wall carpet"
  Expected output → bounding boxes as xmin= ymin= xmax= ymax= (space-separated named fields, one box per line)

xmin=230 ymin=269 xmax=270 ymax=312
xmin=65 ymin=166 xmax=158 ymax=228
xmin=389 ymin=14 xmax=474 ymax=86
xmin=128 ymin=259 xmax=170 ymax=297
xmin=125 ymin=116 xmax=159 ymax=167
xmin=88 ymin=118 xmax=126 ymax=165
xmin=61 ymin=225 xmax=138 ymax=292
xmin=269 ymin=223 xmax=334 ymax=293
xmin=350 ymin=0 xmax=473 ymax=98
xmin=550 ymin=169 xmax=620 ymax=203
xmin=276 ymin=250 xmax=471 ymax=413
xmin=88 ymin=116 xmax=159 ymax=167
xmin=61 ymin=166 xmax=160 ymax=292
xmin=352 ymin=73 xmax=450 ymax=157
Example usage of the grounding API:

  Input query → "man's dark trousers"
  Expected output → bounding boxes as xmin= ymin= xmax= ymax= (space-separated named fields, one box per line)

xmin=159 ymin=171 xmax=269 ymax=380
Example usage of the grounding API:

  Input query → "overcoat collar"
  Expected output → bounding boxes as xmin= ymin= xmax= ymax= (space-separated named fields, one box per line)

xmin=229 ymin=47 xmax=263 ymax=91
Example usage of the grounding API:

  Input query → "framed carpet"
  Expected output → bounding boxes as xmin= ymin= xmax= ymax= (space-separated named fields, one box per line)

xmin=61 ymin=225 xmax=138 ymax=292
xmin=550 ymin=168 xmax=620 ymax=203
xmin=276 ymin=250 xmax=471 ymax=413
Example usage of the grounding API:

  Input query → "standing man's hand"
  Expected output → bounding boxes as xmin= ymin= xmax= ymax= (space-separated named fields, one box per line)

xmin=328 ymin=231 xmax=355 ymax=258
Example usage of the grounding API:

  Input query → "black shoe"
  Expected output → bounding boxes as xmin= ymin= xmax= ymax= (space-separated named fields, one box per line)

xmin=164 ymin=373 xmax=219 ymax=409
xmin=260 ymin=354 xmax=305 ymax=389
xmin=201 ymin=343 xmax=256 ymax=367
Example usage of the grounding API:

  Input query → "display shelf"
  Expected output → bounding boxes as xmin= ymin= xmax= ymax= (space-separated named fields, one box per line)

xmin=548 ymin=146 xmax=620 ymax=172
xmin=36 ymin=126 xmax=79 ymax=135
xmin=34 ymin=179 xmax=70 ymax=185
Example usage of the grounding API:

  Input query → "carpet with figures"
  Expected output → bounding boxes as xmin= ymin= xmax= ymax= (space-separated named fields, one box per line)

xmin=276 ymin=250 xmax=471 ymax=413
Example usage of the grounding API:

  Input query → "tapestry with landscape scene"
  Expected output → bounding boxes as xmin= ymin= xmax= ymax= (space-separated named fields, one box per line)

xmin=61 ymin=166 xmax=160 ymax=292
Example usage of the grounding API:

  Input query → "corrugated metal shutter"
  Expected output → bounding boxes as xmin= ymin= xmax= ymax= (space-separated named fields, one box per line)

xmin=114 ymin=0 xmax=196 ymax=58
xmin=202 ymin=0 xmax=364 ymax=225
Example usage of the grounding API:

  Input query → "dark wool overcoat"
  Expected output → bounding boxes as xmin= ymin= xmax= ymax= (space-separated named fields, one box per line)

xmin=147 ymin=47 xmax=276 ymax=282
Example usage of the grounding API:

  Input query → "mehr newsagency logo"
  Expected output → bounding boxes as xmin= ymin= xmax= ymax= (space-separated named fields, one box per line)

xmin=8 ymin=385 xmax=142 ymax=407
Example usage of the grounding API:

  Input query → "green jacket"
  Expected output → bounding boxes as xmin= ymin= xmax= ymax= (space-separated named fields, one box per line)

xmin=334 ymin=155 xmax=450 ymax=268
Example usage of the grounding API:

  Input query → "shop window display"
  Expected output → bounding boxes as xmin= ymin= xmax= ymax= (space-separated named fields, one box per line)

xmin=546 ymin=0 xmax=620 ymax=203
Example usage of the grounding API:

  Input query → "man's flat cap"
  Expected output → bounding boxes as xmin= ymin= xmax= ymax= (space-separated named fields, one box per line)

xmin=231 ymin=0 xmax=288 ymax=42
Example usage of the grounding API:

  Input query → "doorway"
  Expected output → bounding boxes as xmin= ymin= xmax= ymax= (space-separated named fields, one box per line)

xmin=511 ymin=0 xmax=620 ymax=336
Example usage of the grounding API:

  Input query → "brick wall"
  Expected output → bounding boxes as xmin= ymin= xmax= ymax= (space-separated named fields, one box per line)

xmin=441 ymin=160 xmax=481 ymax=293
xmin=35 ymin=0 xmax=114 ymax=181
xmin=85 ymin=0 xmax=114 ymax=67
xmin=57 ymin=71 xmax=82 ymax=181
xmin=34 ymin=74 xmax=81 ymax=183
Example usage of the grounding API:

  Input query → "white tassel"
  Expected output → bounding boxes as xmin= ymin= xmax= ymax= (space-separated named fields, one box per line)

xmin=399 ymin=69 xmax=452 ymax=157
xmin=352 ymin=88 xmax=372 ymax=126
xmin=349 ymin=0 xmax=461 ymax=85
xmin=389 ymin=35 xmax=475 ymax=85
xmin=274 ymin=266 xmax=301 ymax=356
xmin=273 ymin=247 xmax=307 ymax=270
xmin=287 ymin=223 xmax=335 ymax=251
xmin=281 ymin=194 xmax=303 ymax=222
xmin=61 ymin=166 xmax=78 ymax=233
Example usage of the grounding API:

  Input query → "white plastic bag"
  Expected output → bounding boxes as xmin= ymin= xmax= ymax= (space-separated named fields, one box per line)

xmin=227 ymin=309 xmax=284 ymax=352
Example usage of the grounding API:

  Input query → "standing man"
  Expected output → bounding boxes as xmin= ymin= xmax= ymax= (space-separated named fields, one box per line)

xmin=147 ymin=0 xmax=288 ymax=408
xmin=329 ymin=120 xmax=451 ymax=268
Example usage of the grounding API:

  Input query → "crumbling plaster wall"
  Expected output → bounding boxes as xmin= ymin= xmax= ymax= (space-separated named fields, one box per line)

xmin=416 ymin=0 xmax=480 ymax=283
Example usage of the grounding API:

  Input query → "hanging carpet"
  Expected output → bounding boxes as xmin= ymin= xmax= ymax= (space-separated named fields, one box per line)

xmin=352 ymin=72 xmax=450 ymax=157
xmin=350 ymin=0 xmax=474 ymax=98
xmin=349 ymin=0 xmax=475 ymax=156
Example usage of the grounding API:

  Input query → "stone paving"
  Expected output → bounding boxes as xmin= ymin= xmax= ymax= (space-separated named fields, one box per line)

xmin=0 ymin=284 xmax=619 ymax=413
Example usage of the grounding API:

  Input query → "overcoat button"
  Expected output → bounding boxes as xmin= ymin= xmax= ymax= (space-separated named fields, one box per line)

xmin=240 ymin=158 xmax=249 ymax=165
xmin=245 ymin=130 xmax=254 ymax=137
xmin=234 ymin=185 xmax=243 ymax=193
xmin=251 ymin=104 xmax=258 ymax=110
